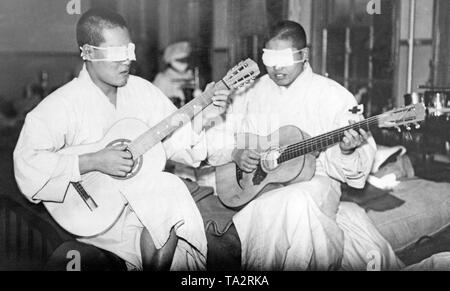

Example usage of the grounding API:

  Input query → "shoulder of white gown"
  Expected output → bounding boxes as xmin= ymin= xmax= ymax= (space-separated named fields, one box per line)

xmin=126 ymin=75 xmax=163 ymax=94
xmin=257 ymin=74 xmax=273 ymax=85
xmin=127 ymin=74 xmax=151 ymax=86
xmin=125 ymin=74 xmax=174 ymax=107
xmin=239 ymin=74 xmax=272 ymax=100
xmin=310 ymin=73 xmax=356 ymax=106
xmin=22 ymin=79 xmax=90 ymax=128
xmin=29 ymin=78 xmax=82 ymax=115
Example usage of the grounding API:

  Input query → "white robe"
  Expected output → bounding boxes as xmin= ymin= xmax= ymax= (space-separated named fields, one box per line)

xmin=207 ymin=63 xmax=392 ymax=270
xmin=13 ymin=65 xmax=207 ymax=270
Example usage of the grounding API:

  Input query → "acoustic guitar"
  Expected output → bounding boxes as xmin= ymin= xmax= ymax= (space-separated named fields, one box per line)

xmin=216 ymin=104 xmax=426 ymax=208
xmin=44 ymin=59 xmax=260 ymax=237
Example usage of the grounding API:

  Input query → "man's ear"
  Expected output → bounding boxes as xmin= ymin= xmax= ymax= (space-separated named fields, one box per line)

xmin=302 ymin=48 xmax=310 ymax=62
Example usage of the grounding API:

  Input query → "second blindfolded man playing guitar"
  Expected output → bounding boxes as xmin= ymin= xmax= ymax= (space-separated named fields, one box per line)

xmin=204 ymin=20 xmax=397 ymax=271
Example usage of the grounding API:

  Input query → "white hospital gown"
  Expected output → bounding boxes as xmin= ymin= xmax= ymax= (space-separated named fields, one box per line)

xmin=13 ymin=65 xmax=207 ymax=270
xmin=207 ymin=63 xmax=391 ymax=270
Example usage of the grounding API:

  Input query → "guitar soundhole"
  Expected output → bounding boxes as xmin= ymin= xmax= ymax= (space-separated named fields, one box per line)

xmin=235 ymin=163 xmax=268 ymax=187
xmin=106 ymin=139 xmax=143 ymax=180
xmin=260 ymin=149 xmax=282 ymax=172
xmin=252 ymin=164 xmax=267 ymax=185
xmin=236 ymin=167 xmax=244 ymax=189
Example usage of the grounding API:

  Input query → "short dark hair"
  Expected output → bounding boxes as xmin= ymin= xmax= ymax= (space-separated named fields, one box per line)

xmin=76 ymin=8 xmax=128 ymax=47
xmin=266 ymin=20 xmax=307 ymax=50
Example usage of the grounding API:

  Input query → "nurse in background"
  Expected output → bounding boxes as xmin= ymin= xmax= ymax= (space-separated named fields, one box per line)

xmin=153 ymin=41 xmax=202 ymax=108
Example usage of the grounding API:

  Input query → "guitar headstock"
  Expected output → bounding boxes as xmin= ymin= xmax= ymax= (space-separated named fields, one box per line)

xmin=378 ymin=103 xmax=426 ymax=130
xmin=222 ymin=58 xmax=260 ymax=90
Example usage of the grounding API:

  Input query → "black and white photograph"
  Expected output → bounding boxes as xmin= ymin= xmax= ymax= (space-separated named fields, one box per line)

xmin=0 ymin=0 xmax=449 ymax=280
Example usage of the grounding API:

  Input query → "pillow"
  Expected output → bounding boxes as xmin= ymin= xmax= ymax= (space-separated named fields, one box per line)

xmin=367 ymin=146 xmax=415 ymax=190
xmin=340 ymin=145 xmax=411 ymax=211
xmin=371 ymin=145 xmax=407 ymax=174
xmin=374 ymin=154 xmax=415 ymax=179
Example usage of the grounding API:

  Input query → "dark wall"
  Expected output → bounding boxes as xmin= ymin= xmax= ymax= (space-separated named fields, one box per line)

xmin=435 ymin=0 xmax=450 ymax=87
xmin=0 ymin=0 xmax=88 ymax=103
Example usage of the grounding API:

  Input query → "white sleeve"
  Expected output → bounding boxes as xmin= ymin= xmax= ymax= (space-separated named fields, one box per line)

xmin=205 ymin=115 xmax=236 ymax=166
xmin=323 ymin=138 xmax=377 ymax=189
xmin=205 ymin=91 xmax=250 ymax=166
xmin=163 ymin=123 xmax=207 ymax=167
xmin=321 ymin=92 xmax=377 ymax=189
xmin=13 ymin=113 xmax=81 ymax=203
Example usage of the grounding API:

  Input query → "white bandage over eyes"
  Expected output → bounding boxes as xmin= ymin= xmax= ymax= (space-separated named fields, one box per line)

xmin=262 ymin=48 xmax=306 ymax=67
xmin=80 ymin=43 xmax=136 ymax=62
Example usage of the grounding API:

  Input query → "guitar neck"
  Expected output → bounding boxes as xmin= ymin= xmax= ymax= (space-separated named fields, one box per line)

xmin=129 ymin=80 xmax=229 ymax=158
xmin=277 ymin=116 xmax=380 ymax=164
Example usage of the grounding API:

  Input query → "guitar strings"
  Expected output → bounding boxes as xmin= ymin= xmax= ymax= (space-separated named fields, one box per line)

xmin=130 ymin=90 xmax=215 ymax=155
xmin=130 ymin=70 xmax=254 ymax=156
xmin=281 ymin=120 xmax=378 ymax=157
xmin=278 ymin=117 xmax=380 ymax=159
xmin=287 ymin=105 xmax=415 ymax=155
xmin=156 ymin=86 xmax=218 ymax=132
xmin=278 ymin=116 xmax=378 ymax=151
xmin=131 ymin=65 xmax=258 ymax=155
xmin=170 ymin=65 xmax=257 ymax=123
xmin=250 ymin=106 xmax=416 ymax=162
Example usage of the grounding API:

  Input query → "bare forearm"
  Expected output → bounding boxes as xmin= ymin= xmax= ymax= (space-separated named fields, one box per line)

xmin=79 ymin=152 xmax=98 ymax=175
xmin=78 ymin=145 xmax=133 ymax=177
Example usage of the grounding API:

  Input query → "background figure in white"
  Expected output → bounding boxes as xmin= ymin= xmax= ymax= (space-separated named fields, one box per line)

xmin=153 ymin=41 xmax=201 ymax=107
xmin=207 ymin=20 xmax=380 ymax=270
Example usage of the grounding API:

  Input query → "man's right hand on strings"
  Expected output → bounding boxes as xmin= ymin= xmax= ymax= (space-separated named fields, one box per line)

xmin=79 ymin=145 xmax=134 ymax=177
xmin=232 ymin=148 xmax=261 ymax=173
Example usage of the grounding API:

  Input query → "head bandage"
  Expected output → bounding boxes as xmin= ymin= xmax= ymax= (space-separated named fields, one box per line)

xmin=80 ymin=43 xmax=136 ymax=62
xmin=262 ymin=48 xmax=306 ymax=67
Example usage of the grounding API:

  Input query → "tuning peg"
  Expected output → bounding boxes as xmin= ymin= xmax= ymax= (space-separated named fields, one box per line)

xmin=395 ymin=126 xmax=401 ymax=133
xmin=415 ymin=123 xmax=421 ymax=129
xmin=405 ymin=125 xmax=411 ymax=131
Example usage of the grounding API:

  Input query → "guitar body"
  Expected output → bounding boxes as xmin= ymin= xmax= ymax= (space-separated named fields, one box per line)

xmin=216 ymin=125 xmax=316 ymax=208
xmin=216 ymin=104 xmax=427 ymax=209
xmin=43 ymin=118 xmax=167 ymax=237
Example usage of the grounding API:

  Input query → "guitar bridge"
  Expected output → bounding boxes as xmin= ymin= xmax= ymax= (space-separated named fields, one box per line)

xmin=71 ymin=182 xmax=98 ymax=212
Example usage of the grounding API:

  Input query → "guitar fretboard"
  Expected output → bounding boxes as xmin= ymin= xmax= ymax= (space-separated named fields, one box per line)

xmin=277 ymin=116 xmax=379 ymax=164
xmin=129 ymin=80 xmax=229 ymax=158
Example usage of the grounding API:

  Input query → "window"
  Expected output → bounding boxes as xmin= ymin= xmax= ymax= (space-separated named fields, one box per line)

xmin=312 ymin=0 xmax=396 ymax=115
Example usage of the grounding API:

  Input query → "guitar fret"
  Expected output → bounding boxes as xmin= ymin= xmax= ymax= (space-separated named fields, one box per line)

xmin=277 ymin=110 xmax=419 ymax=166
xmin=327 ymin=135 xmax=333 ymax=146
xmin=333 ymin=134 xmax=339 ymax=144
xmin=364 ymin=120 xmax=370 ymax=131
xmin=128 ymin=59 xmax=261 ymax=159
xmin=278 ymin=117 xmax=380 ymax=164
